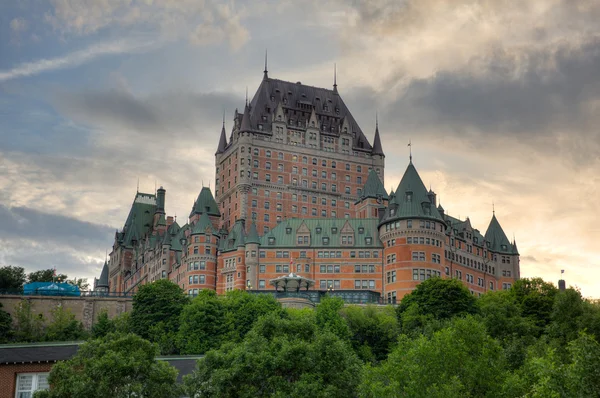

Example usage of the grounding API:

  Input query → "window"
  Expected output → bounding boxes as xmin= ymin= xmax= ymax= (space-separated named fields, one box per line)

xmin=16 ymin=373 xmax=49 ymax=396
xmin=259 ymin=280 xmax=266 ymax=289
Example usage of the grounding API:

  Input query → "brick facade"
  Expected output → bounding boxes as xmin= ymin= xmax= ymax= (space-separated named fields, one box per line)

xmin=0 ymin=363 xmax=52 ymax=398
xmin=103 ymin=72 xmax=519 ymax=300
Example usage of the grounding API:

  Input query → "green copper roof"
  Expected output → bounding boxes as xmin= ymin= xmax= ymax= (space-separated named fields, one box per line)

xmin=156 ymin=214 xmax=166 ymax=226
xmin=170 ymin=223 xmax=189 ymax=252
xmin=191 ymin=212 xmax=216 ymax=235
xmin=259 ymin=218 xmax=382 ymax=248
xmin=360 ymin=169 xmax=389 ymax=201
xmin=246 ymin=221 xmax=261 ymax=244
xmin=221 ymin=220 xmax=246 ymax=252
xmin=190 ymin=187 xmax=220 ymax=217
xmin=484 ymin=214 xmax=512 ymax=253
xmin=512 ymin=240 xmax=519 ymax=255
xmin=121 ymin=192 xmax=157 ymax=248
xmin=381 ymin=161 xmax=443 ymax=224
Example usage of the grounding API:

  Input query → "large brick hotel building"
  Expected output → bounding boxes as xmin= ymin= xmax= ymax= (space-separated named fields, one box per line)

xmin=96 ymin=66 xmax=520 ymax=302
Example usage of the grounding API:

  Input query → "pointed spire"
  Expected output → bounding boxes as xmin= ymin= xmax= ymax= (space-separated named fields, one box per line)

xmin=408 ymin=140 xmax=412 ymax=163
xmin=246 ymin=220 xmax=261 ymax=245
xmin=333 ymin=63 xmax=338 ymax=94
xmin=240 ymin=102 xmax=252 ymax=132
xmin=371 ymin=113 xmax=384 ymax=156
xmin=361 ymin=169 xmax=388 ymax=200
xmin=263 ymin=49 xmax=268 ymax=80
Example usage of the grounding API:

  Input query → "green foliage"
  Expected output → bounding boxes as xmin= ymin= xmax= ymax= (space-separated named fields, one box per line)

xmin=478 ymin=290 xmax=538 ymax=341
xmin=66 ymin=277 xmax=89 ymax=290
xmin=396 ymin=277 xmax=478 ymax=328
xmin=44 ymin=305 xmax=87 ymax=341
xmin=13 ymin=299 xmax=44 ymax=342
xmin=91 ymin=310 xmax=115 ymax=338
xmin=359 ymin=316 xmax=507 ymax=398
xmin=341 ymin=305 xmax=399 ymax=362
xmin=130 ymin=279 xmax=188 ymax=352
xmin=36 ymin=333 xmax=180 ymax=398
xmin=0 ymin=302 xmax=12 ymax=342
xmin=183 ymin=311 xmax=362 ymax=398
xmin=177 ymin=290 xmax=282 ymax=354
xmin=512 ymin=277 xmax=558 ymax=331
xmin=315 ymin=295 xmax=351 ymax=341
xmin=0 ymin=265 xmax=26 ymax=291
xmin=27 ymin=269 xmax=68 ymax=283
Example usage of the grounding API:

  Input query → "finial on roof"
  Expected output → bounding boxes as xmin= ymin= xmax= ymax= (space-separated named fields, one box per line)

xmin=333 ymin=63 xmax=338 ymax=93
xmin=408 ymin=140 xmax=412 ymax=163
xmin=492 ymin=201 xmax=495 ymax=215
xmin=137 ymin=177 xmax=139 ymax=193
xmin=376 ymin=111 xmax=378 ymax=129
xmin=222 ymin=111 xmax=225 ymax=127
xmin=263 ymin=49 xmax=268 ymax=80
xmin=245 ymin=86 xmax=248 ymax=106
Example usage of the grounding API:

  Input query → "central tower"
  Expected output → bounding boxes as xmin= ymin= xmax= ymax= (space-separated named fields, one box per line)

xmin=215 ymin=64 xmax=385 ymax=234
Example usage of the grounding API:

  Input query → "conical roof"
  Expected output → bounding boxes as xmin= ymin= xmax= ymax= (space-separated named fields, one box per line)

xmin=361 ymin=169 xmax=389 ymax=201
xmin=97 ymin=260 xmax=109 ymax=288
xmin=216 ymin=121 xmax=228 ymax=154
xmin=246 ymin=221 xmax=261 ymax=244
xmin=382 ymin=161 xmax=443 ymax=223
xmin=157 ymin=213 xmax=166 ymax=226
xmin=484 ymin=214 xmax=512 ymax=253
xmin=371 ymin=122 xmax=384 ymax=156
xmin=190 ymin=187 xmax=220 ymax=217
xmin=512 ymin=239 xmax=519 ymax=255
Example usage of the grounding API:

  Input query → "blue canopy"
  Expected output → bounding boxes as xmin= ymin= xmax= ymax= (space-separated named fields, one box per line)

xmin=24 ymin=282 xmax=81 ymax=297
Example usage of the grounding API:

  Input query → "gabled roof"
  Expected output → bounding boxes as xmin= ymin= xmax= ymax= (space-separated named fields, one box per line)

xmin=96 ymin=261 xmax=109 ymax=288
xmin=381 ymin=161 xmax=443 ymax=224
xmin=360 ymin=169 xmax=389 ymax=201
xmin=241 ymin=76 xmax=373 ymax=152
xmin=190 ymin=187 xmax=220 ymax=217
xmin=484 ymin=214 xmax=512 ymax=253
xmin=259 ymin=218 xmax=382 ymax=248
xmin=221 ymin=220 xmax=246 ymax=252
xmin=246 ymin=221 xmax=261 ymax=245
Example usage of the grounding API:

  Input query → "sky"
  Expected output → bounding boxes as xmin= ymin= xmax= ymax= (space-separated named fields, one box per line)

xmin=1 ymin=0 xmax=599 ymax=297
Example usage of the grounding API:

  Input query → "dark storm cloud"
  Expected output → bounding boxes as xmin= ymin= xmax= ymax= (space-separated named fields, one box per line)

xmin=54 ymin=88 xmax=242 ymax=139
xmin=0 ymin=204 xmax=114 ymax=251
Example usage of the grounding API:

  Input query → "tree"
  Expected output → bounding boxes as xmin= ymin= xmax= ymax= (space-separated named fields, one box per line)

xmin=478 ymin=290 xmax=537 ymax=341
xmin=396 ymin=277 xmax=477 ymax=327
xmin=44 ymin=305 xmax=86 ymax=341
xmin=184 ymin=311 xmax=362 ymax=397
xmin=34 ymin=333 xmax=180 ymax=398
xmin=0 ymin=303 xmax=12 ymax=343
xmin=12 ymin=299 xmax=44 ymax=342
xmin=91 ymin=309 xmax=115 ymax=338
xmin=130 ymin=279 xmax=188 ymax=353
xmin=512 ymin=277 xmax=558 ymax=331
xmin=177 ymin=290 xmax=225 ymax=354
xmin=341 ymin=305 xmax=399 ymax=362
xmin=66 ymin=277 xmax=89 ymax=290
xmin=315 ymin=295 xmax=351 ymax=341
xmin=221 ymin=290 xmax=282 ymax=343
xmin=0 ymin=265 xmax=26 ymax=292
xmin=359 ymin=316 xmax=507 ymax=398
xmin=28 ymin=269 xmax=68 ymax=283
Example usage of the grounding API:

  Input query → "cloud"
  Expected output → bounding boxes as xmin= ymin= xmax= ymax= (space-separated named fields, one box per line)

xmin=0 ymin=38 xmax=155 ymax=82
xmin=46 ymin=0 xmax=250 ymax=50
xmin=10 ymin=18 xmax=28 ymax=33
xmin=0 ymin=204 xmax=114 ymax=252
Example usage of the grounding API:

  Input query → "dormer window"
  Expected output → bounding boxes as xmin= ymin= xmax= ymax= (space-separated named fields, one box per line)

xmin=331 ymin=227 xmax=338 ymax=234
xmin=322 ymin=237 xmax=329 ymax=245
xmin=316 ymin=227 xmax=322 ymax=234
xmin=406 ymin=191 xmax=413 ymax=202
xmin=358 ymin=227 xmax=364 ymax=234
xmin=286 ymin=227 xmax=292 ymax=234
xmin=268 ymin=237 xmax=275 ymax=245
xmin=501 ymin=244 xmax=507 ymax=251
xmin=365 ymin=237 xmax=372 ymax=245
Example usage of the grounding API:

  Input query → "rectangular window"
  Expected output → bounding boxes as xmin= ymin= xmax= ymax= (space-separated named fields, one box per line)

xmin=259 ymin=265 xmax=265 ymax=273
xmin=259 ymin=280 xmax=266 ymax=288
xmin=16 ymin=373 xmax=49 ymax=396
